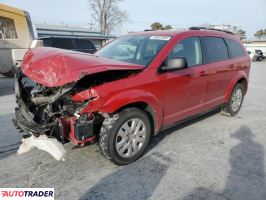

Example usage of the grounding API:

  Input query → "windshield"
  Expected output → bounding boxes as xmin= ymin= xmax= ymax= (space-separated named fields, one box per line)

xmin=95 ymin=35 xmax=171 ymax=67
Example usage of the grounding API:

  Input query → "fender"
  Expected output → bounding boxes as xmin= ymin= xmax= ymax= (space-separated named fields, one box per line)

xmin=224 ymin=71 xmax=248 ymax=102
xmin=98 ymin=89 xmax=163 ymax=133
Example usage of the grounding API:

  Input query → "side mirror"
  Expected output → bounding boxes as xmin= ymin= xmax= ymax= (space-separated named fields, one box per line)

xmin=160 ymin=57 xmax=187 ymax=72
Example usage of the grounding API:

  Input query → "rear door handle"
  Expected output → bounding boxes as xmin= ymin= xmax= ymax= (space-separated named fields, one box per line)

xmin=199 ymin=70 xmax=208 ymax=76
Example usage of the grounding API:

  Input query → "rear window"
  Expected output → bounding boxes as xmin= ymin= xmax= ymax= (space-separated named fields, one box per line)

xmin=0 ymin=16 xmax=18 ymax=39
xmin=225 ymin=39 xmax=246 ymax=58
xmin=201 ymin=37 xmax=228 ymax=64
xmin=74 ymin=39 xmax=95 ymax=50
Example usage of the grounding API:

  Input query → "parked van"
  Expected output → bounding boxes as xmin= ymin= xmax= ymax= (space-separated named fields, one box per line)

xmin=0 ymin=3 xmax=36 ymax=76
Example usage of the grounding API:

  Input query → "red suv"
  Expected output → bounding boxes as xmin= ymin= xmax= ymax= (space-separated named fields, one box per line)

xmin=13 ymin=28 xmax=250 ymax=165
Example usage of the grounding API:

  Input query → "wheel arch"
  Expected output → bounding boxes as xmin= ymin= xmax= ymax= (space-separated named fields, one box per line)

xmin=115 ymin=102 xmax=157 ymax=137
xmin=225 ymin=72 xmax=249 ymax=102
xmin=98 ymin=89 xmax=164 ymax=134
xmin=237 ymin=78 xmax=248 ymax=94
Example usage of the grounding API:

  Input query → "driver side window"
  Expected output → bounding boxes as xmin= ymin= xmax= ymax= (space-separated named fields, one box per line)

xmin=169 ymin=37 xmax=202 ymax=67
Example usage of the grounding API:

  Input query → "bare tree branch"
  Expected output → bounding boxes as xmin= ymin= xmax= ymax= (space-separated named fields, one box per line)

xmin=88 ymin=0 xmax=128 ymax=35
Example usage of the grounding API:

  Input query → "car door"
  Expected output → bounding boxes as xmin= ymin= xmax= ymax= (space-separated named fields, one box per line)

xmin=200 ymin=37 xmax=233 ymax=107
xmin=162 ymin=37 xmax=208 ymax=126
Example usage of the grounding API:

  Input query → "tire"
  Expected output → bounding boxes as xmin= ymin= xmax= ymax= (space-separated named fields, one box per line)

xmin=226 ymin=83 xmax=245 ymax=116
xmin=99 ymin=107 xmax=151 ymax=165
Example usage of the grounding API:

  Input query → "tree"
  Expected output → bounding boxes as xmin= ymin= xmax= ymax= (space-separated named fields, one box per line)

xmin=235 ymin=29 xmax=246 ymax=40
xmin=88 ymin=0 xmax=128 ymax=35
xmin=232 ymin=26 xmax=238 ymax=33
xmin=164 ymin=25 xmax=173 ymax=30
xmin=254 ymin=29 xmax=266 ymax=39
xmin=151 ymin=22 xmax=173 ymax=30
xmin=151 ymin=22 xmax=163 ymax=30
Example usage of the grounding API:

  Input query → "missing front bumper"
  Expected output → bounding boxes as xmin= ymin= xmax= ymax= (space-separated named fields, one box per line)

xmin=13 ymin=107 xmax=96 ymax=145
xmin=13 ymin=107 xmax=53 ymax=135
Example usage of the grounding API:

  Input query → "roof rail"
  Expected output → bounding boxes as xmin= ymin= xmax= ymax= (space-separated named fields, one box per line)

xmin=189 ymin=27 xmax=234 ymax=35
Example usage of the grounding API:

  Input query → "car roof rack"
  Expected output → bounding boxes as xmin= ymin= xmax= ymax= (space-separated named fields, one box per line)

xmin=189 ymin=27 xmax=235 ymax=35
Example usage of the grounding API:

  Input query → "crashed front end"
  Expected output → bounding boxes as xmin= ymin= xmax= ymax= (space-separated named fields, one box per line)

xmin=13 ymin=69 xmax=100 ymax=145
xmin=12 ymin=47 xmax=144 ymax=147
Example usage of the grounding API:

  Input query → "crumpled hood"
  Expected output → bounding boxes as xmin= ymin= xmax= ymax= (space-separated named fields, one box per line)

xmin=21 ymin=47 xmax=145 ymax=87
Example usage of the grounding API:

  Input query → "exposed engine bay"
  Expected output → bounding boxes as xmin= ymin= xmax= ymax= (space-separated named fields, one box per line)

xmin=13 ymin=68 xmax=139 ymax=145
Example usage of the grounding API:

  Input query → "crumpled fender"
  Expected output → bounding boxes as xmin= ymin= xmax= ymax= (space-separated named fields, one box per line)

xmin=78 ymin=89 xmax=163 ymax=133
xmin=224 ymin=70 xmax=249 ymax=102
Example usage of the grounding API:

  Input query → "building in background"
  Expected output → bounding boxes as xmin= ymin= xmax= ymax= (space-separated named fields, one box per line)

xmin=35 ymin=24 xmax=116 ymax=46
xmin=208 ymin=24 xmax=232 ymax=31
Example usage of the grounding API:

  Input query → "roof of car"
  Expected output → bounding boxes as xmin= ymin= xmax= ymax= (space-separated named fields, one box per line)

xmin=128 ymin=29 xmax=240 ymax=40
xmin=38 ymin=36 xmax=92 ymax=40
xmin=128 ymin=29 xmax=187 ymax=36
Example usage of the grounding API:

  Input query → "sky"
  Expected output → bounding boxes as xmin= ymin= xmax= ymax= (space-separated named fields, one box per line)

xmin=1 ymin=0 xmax=265 ymax=38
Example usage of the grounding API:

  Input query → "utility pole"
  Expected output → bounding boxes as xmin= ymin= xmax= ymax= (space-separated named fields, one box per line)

xmin=88 ymin=19 xmax=95 ymax=31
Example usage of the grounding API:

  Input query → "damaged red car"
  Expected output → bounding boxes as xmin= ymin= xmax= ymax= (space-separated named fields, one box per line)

xmin=13 ymin=28 xmax=251 ymax=165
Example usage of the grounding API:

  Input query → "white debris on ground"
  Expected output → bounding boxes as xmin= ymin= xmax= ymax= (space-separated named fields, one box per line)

xmin=17 ymin=135 xmax=66 ymax=161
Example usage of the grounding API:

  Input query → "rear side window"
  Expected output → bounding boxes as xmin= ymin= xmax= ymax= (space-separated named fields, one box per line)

xmin=169 ymin=37 xmax=202 ymax=67
xmin=201 ymin=37 xmax=228 ymax=63
xmin=42 ymin=39 xmax=52 ymax=47
xmin=74 ymin=39 xmax=95 ymax=50
xmin=225 ymin=39 xmax=246 ymax=58
xmin=0 ymin=16 xmax=18 ymax=39
xmin=52 ymin=38 xmax=74 ymax=49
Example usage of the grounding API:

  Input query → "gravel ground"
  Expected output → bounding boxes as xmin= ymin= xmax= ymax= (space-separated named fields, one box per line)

xmin=0 ymin=62 xmax=266 ymax=200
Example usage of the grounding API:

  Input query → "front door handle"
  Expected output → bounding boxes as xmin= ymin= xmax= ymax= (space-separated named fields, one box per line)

xmin=184 ymin=71 xmax=207 ymax=77
xmin=229 ymin=65 xmax=238 ymax=70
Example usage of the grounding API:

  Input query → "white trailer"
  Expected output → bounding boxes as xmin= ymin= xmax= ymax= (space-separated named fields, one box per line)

xmin=0 ymin=4 xmax=38 ymax=76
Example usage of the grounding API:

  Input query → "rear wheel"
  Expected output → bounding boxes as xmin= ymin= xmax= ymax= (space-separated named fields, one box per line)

xmin=226 ymin=83 xmax=245 ymax=116
xmin=99 ymin=107 xmax=151 ymax=165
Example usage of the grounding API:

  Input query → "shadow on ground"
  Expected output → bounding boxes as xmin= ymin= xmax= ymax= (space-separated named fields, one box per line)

xmin=79 ymin=152 xmax=173 ymax=200
xmin=148 ymin=109 xmax=221 ymax=153
xmin=0 ymin=77 xmax=14 ymax=97
xmin=79 ymin=110 xmax=220 ymax=200
xmin=0 ymin=113 xmax=21 ymax=160
xmin=182 ymin=126 xmax=266 ymax=200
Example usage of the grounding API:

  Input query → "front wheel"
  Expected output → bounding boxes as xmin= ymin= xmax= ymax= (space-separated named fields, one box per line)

xmin=99 ymin=107 xmax=151 ymax=165
xmin=226 ymin=83 xmax=245 ymax=116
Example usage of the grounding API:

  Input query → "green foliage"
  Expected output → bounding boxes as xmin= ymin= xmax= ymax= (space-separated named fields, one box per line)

xmin=235 ymin=29 xmax=246 ymax=40
xmin=151 ymin=22 xmax=163 ymax=30
xmin=164 ymin=25 xmax=173 ymax=30
xmin=254 ymin=29 xmax=266 ymax=39
xmin=150 ymin=22 xmax=173 ymax=30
